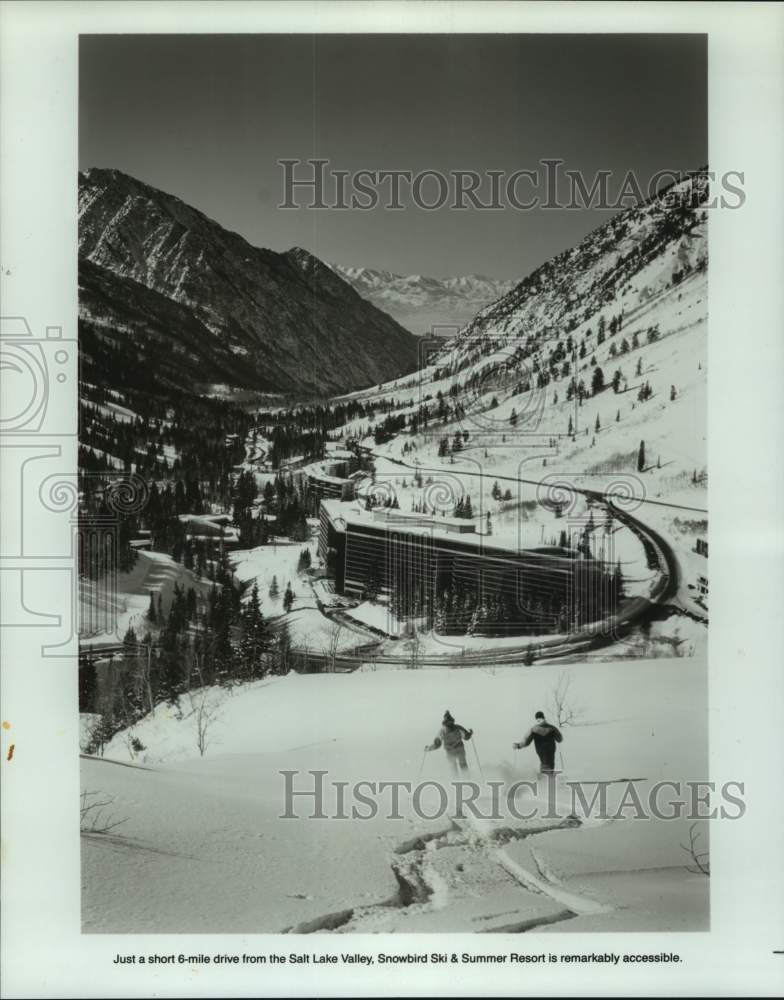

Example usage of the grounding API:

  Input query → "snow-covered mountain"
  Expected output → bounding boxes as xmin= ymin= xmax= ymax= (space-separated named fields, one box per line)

xmin=332 ymin=171 xmax=709 ymax=610
xmin=440 ymin=171 xmax=708 ymax=371
xmin=330 ymin=263 xmax=515 ymax=336
xmin=78 ymin=168 xmax=420 ymax=397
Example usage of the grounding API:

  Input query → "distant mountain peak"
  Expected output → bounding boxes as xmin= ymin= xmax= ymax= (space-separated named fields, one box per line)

xmin=329 ymin=263 xmax=515 ymax=336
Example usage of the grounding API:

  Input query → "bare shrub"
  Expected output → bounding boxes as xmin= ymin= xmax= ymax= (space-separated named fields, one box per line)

xmin=681 ymin=822 xmax=710 ymax=876
xmin=406 ymin=628 xmax=422 ymax=670
xmin=323 ymin=623 xmax=345 ymax=673
xmin=186 ymin=688 xmax=226 ymax=757
xmin=80 ymin=790 xmax=128 ymax=835
xmin=549 ymin=670 xmax=583 ymax=727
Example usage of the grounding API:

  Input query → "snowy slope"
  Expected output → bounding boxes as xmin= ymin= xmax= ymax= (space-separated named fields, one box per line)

xmin=82 ymin=657 xmax=708 ymax=933
xmin=80 ymin=550 xmax=215 ymax=646
xmin=327 ymin=172 xmax=709 ymax=626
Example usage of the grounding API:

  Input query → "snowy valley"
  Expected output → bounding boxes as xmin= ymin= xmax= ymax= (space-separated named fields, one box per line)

xmin=79 ymin=170 xmax=710 ymax=935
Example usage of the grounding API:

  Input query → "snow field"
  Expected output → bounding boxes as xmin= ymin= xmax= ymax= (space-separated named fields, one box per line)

xmin=83 ymin=656 xmax=708 ymax=932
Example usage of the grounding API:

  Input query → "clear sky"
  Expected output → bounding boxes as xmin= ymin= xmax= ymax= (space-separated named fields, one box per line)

xmin=79 ymin=34 xmax=707 ymax=280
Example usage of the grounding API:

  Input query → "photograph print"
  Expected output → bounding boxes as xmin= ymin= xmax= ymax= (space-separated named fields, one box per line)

xmin=77 ymin=32 xmax=716 ymax=935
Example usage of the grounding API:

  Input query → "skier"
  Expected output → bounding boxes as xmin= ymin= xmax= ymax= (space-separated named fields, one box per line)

xmin=425 ymin=710 xmax=473 ymax=774
xmin=513 ymin=711 xmax=563 ymax=774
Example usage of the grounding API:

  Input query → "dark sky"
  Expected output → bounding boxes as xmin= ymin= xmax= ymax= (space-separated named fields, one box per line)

xmin=79 ymin=34 xmax=707 ymax=280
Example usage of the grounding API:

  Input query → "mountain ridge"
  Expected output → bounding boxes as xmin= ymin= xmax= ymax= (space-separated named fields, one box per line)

xmin=78 ymin=167 xmax=420 ymax=396
xmin=329 ymin=262 xmax=515 ymax=335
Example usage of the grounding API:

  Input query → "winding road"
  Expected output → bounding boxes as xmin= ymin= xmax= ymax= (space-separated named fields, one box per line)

xmin=301 ymin=453 xmax=693 ymax=670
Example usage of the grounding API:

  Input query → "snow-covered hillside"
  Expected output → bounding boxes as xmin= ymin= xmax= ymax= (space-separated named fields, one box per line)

xmin=329 ymin=173 xmax=709 ymax=624
xmin=79 ymin=173 xmax=712 ymax=937
xmin=82 ymin=657 xmax=708 ymax=933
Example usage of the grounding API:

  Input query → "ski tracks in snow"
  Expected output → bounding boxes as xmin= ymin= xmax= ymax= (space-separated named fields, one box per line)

xmin=282 ymin=796 xmax=612 ymax=933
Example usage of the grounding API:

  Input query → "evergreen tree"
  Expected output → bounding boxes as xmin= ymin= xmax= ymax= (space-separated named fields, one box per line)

xmin=212 ymin=619 xmax=235 ymax=686
xmin=159 ymin=624 xmax=185 ymax=704
xmin=240 ymin=582 xmax=268 ymax=678
xmin=78 ymin=653 xmax=97 ymax=713
xmin=272 ymin=625 xmax=294 ymax=675
xmin=637 ymin=440 xmax=646 ymax=472
xmin=433 ymin=591 xmax=448 ymax=635
xmin=365 ymin=560 xmax=382 ymax=602
xmin=612 ymin=558 xmax=625 ymax=603
xmin=269 ymin=575 xmax=280 ymax=599
xmin=186 ymin=586 xmax=197 ymax=622
xmin=283 ymin=583 xmax=295 ymax=614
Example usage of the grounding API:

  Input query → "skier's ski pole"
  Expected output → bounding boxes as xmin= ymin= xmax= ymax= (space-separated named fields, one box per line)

xmin=472 ymin=738 xmax=485 ymax=781
xmin=416 ymin=750 xmax=427 ymax=780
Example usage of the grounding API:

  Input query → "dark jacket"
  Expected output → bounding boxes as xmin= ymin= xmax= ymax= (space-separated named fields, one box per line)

xmin=520 ymin=721 xmax=563 ymax=758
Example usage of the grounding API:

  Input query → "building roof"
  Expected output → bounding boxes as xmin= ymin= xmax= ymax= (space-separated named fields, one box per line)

xmin=303 ymin=460 xmax=353 ymax=486
xmin=319 ymin=500 xmax=592 ymax=569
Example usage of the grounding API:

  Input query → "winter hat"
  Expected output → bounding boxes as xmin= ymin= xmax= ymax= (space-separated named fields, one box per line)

xmin=535 ymin=711 xmax=545 ymax=720
xmin=443 ymin=710 xmax=455 ymax=724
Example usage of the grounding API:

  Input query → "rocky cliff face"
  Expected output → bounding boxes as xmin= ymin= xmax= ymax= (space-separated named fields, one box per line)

xmin=441 ymin=171 xmax=709 ymax=372
xmin=78 ymin=168 xmax=420 ymax=396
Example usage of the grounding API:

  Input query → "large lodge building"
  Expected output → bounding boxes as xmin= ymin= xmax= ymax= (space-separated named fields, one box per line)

xmin=285 ymin=449 xmax=360 ymax=515
xmin=318 ymin=499 xmax=616 ymax=636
